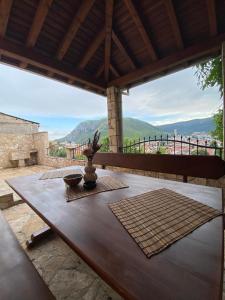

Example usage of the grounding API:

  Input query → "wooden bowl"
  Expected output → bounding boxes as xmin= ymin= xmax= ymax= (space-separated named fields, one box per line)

xmin=63 ymin=174 xmax=82 ymax=187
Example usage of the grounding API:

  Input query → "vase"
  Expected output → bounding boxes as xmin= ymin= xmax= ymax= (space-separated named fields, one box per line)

xmin=83 ymin=159 xmax=97 ymax=189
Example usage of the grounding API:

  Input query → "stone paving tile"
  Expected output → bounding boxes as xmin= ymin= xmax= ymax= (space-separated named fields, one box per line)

xmin=3 ymin=203 xmax=122 ymax=300
xmin=0 ymin=165 xmax=53 ymax=204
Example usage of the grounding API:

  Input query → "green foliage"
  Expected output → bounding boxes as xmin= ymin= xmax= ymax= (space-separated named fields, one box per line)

xmin=49 ymin=147 xmax=66 ymax=158
xmin=195 ymin=57 xmax=223 ymax=143
xmin=123 ymin=137 xmax=144 ymax=153
xmin=195 ymin=56 xmax=223 ymax=97
xmin=211 ymin=109 xmax=223 ymax=142
xmin=100 ymin=136 xmax=110 ymax=152
xmin=155 ymin=146 xmax=167 ymax=154
xmin=191 ymin=149 xmax=208 ymax=156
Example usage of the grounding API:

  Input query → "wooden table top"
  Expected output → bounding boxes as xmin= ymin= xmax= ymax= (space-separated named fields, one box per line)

xmin=7 ymin=167 xmax=224 ymax=300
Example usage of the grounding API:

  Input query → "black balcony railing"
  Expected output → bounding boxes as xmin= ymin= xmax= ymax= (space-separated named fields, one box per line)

xmin=120 ymin=135 xmax=223 ymax=158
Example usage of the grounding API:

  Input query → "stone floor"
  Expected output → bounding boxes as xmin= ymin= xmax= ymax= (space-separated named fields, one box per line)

xmin=1 ymin=166 xmax=225 ymax=299
xmin=0 ymin=166 xmax=122 ymax=300
xmin=0 ymin=165 xmax=54 ymax=205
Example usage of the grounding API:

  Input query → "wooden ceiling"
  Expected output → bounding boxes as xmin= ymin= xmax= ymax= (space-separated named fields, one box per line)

xmin=0 ymin=0 xmax=225 ymax=96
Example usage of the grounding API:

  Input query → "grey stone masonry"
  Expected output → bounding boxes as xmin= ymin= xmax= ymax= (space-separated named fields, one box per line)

xmin=107 ymin=86 xmax=123 ymax=153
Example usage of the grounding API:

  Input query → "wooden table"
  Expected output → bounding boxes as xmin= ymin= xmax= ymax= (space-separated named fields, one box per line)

xmin=7 ymin=167 xmax=224 ymax=300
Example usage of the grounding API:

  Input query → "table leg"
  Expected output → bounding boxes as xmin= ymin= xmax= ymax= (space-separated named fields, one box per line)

xmin=26 ymin=226 xmax=54 ymax=248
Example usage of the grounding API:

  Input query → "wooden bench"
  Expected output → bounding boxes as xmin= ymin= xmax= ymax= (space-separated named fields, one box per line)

xmin=0 ymin=211 xmax=55 ymax=300
xmin=93 ymin=152 xmax=225 ymax=182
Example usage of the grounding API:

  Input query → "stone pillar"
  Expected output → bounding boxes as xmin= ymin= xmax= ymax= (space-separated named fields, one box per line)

xmin=107 ymin=86 xmax=123 ymax=152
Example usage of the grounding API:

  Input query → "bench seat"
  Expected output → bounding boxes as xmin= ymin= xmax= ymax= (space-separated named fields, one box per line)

xmin=0 ymin=211 xmax=55 ymax=300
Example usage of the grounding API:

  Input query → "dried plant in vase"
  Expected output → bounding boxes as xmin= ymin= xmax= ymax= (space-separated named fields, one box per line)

xmin=82 ymin=131 xmax=102 ymax=189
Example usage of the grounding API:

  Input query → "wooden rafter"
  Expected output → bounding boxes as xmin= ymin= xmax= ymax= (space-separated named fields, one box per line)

xmin=123 ymin=0 xmax=157 ymax=61
xmin=105 ymin=0 xmax=114 ymax=81
xmin=109 ymin=33 xmax=225 ymax=87
xmin=0 ymin=0 xmax=13 ymax=37
xmin=56 ymin=0 xmax=95 ymax=60
xmin=20 ymin=0 xmax=53 ymax=68
xmin=95 ymin=64 xmax=104 ymax=78
xmin=163 ymin=0 xmax=183 ymax=49
xmin=206 ymin=0 xmax=217 ymax=36
xmin=112 ymin=31 xmax=136 ymax=70
xmin=0 ymin=38 xmax=105 ymax=93
xmin=110 ymin=64 xmax=119 ymax=77
xmin=78 ymin=28 xmax=105 ymax=69
xmin=26 ymin=0 xmax=53 ymax=48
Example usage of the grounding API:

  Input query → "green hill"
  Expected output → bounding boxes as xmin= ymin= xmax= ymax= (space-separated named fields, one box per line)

xmin=157 ymin=117 xmax=214 ymax=135
xmin=57 ymin=117 xmax=165 ymax=143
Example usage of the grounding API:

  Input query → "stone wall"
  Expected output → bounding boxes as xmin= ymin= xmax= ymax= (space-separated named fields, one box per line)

xmin=43 ymin=156 xmax=85 ymax=168
xmin=0 ymin=131 xmax=49 ymax=168
xmin=0 ymin=113 xmax=39 ymax=134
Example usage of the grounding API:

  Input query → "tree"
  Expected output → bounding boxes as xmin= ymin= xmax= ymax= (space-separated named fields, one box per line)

xmin=100 ymin=136 xmax=110 ymax=152
xmin=195 ymin=56 xmax=223 ymax=142
xmin=195 ymin=57 xmax=223 ymax=96
xmin=211 ymin=109 xmax=223 ymax=142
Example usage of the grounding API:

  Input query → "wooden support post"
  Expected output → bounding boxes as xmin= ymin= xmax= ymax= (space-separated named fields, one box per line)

xmin=107 ymin=87 xmax=123 ymax=153
xmin=222 ymin=42 xmax=225 ymax=160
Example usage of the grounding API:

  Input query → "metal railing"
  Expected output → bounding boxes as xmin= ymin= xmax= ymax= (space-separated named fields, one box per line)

xmin=120 ymin=135 xmax=223 ymax=158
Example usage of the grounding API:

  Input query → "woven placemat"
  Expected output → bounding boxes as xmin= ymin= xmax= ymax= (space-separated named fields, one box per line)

xmin=66 ymin=176 xmax=128 ymax=202
xmin=109 ymin=188 xmax=222 ymax=258
xmin=40 ymin=169 xmax=83 ymax=180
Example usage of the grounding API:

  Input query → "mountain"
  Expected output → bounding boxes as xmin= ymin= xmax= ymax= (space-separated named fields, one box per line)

xmin=157 ymin=117 xmax=214 ymax=136
xmin=57 ymin=118 xmax=165 ymax=143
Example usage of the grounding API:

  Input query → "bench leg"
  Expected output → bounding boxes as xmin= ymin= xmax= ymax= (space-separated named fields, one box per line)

xmin=26 ymin=226 xmax=53 ymax=249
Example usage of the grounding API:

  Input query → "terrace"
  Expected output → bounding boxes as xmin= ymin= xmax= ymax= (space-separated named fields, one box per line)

xmin=1 ymin=0 xmax=225 ymax=299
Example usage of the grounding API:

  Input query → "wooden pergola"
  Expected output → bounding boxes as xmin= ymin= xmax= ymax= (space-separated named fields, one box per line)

xmin=0 ymin=0 xmax=225 ymax=152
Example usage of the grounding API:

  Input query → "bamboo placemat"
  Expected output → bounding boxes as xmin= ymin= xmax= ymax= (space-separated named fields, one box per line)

xmin=109 ymin=188 xmax=222 ymax=258
xmin=66 ymin=176 xmax=128 ymax=202
xmin=39 ymin=169 xmax=83 ymax=180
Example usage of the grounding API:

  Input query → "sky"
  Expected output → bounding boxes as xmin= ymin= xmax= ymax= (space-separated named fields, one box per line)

xmin=0 ymin=62 xmax=221 ymax=140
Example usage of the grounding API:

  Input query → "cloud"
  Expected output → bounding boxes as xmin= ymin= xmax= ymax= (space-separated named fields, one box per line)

xmin=0 ymin=62 xmax=221 ymax=131
xmin=123 ymin=67 xmax=220 ymax=123
xmin=0 ymin=63 xmax=107 ymax=118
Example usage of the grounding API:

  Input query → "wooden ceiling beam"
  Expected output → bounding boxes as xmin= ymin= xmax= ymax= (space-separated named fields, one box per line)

xmin=123 ymin=0 xmax=157 ymax=61
xmin=0 ymin=38 xmax=105 ymax=92
xmin=110 ymin=64 xmax=120 ymax=77
xmin=20 ymin=0 xmax=53 ymax=69
xmin=95 ymin=64 xmax=104 ymax=78
xmin=26 ymin=0 xmax=53 ymax=48
xmin=206 ymin=0 xmax=217 ymax=36
xmin=104 ymin=0 xmax=114 ymax=82
xmin=78 ymin=28 xmax=105 ymax=69
xmin=109 ymin=33 xmax=225 ymax=87
xmin=56 ymin=0 xmax=95 ymax=60
xmin=112 ymin=31 xmax=136 ymax=70
xmin=0 ymin=0 xmax=13 ymax=37
xmin=163 ymin=0 xmax=183 ymax=49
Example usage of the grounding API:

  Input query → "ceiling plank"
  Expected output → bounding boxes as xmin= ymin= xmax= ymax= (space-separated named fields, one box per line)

xmin=104 ymin=0 xmax=114 ymax=82
xmin=56 ymin=0 xmax=95 ymax=60
xmin=206 ymin=0 xmax=217 ymax=36
xmin=110 ymin=64 xmax=119 ymax=77
xmin=78 ymin=28 xmax=105 ymax=69
xmin=109 ymin=33 xmax=225 ymax=87
xmin=0 ymin=0 xmax=13 ymax=37
xmin=112 ymin=31 xmax=136 ymax=70
xmin=123 ymin=0 xmax=157 ymax=61
xmin=0 ymin=37 xmax=105 ymax=93
xmin=163 ymin=0 xmax=183 ymax=49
